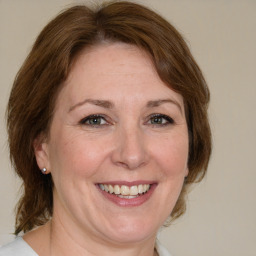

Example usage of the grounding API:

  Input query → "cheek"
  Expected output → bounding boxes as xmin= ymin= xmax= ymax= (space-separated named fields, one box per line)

xmin=152 ymin=134 xmax=189 ymax=177
xmin=48 ymin=130 xmax=110 ymax=179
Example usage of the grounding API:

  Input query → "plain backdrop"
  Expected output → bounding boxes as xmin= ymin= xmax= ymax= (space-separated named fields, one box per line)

xmin=0 ymin=0 xmax=255 ymax=255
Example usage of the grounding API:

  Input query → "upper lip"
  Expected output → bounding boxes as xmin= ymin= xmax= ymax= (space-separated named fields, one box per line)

xmin=97 ymin=180 xmax=157 ymax=186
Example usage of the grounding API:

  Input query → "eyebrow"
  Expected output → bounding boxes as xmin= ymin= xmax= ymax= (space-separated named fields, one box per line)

xmin=146 ymin=99 xmax=183 ymax=113
xmin=69 ymin=99 xmax=114 ymax=112
xmin=69 ymin=98 xmax=183 ymax=114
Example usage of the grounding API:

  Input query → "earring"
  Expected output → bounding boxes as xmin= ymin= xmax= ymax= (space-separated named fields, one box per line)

xmin=41 ymin=167 xmax=47 ymax=174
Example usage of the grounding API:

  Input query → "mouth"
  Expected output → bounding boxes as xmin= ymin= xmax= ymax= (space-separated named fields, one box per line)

xmin=97 ymin=182 xmax=157 ymax=207
xmin=98 ymin=183 xmax=151 ymax=199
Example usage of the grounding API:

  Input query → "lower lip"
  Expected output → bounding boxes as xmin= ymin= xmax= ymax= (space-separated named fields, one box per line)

xmin=97 ymin=184 xmax=157 ymax=207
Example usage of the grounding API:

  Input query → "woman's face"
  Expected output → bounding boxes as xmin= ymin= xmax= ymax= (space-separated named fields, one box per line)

xmin=36 ymin=43 xmax=189 ymax=245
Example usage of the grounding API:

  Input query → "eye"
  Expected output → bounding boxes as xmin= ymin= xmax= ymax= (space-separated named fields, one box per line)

xmin=79 ymin=115 xmax=108 ymax=126
xmin=148 ymin=114 xmax=174 ymax=126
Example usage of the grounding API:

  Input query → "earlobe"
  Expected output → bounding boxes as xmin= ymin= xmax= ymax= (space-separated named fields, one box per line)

xmin=33 ymin=134 xmax=51 ymax=174
xmin=184 ymin=167 xmax=189 ymax=183
xmin=185 ymin=167 xmax=189 ymax=177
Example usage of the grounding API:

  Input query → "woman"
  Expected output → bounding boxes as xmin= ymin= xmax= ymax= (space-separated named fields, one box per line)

xmin=0 ymin=1 xmax=211 ymax=255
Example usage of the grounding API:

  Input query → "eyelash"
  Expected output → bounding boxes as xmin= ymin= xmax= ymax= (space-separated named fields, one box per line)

xmin=79 ymin=114 xmax=109 ymax=127
xmin=147 ymin=114 xmax=174 ymax=126
xmin=79 ymin=114 xmax=174 ymax=127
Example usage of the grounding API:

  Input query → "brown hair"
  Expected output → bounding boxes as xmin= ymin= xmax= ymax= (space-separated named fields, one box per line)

xmin=7 ymin=1 xmax=211 ymax=235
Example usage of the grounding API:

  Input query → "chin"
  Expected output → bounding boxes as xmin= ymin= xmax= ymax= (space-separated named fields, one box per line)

xmin=99 ymin=214 xmax=160 ymax=245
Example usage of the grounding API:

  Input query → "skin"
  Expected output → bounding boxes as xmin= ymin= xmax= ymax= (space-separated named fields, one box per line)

xmin=26 ymin=43 xmax=189 ymax=256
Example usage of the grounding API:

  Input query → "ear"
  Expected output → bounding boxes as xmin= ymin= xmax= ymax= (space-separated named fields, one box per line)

xmin=33 ymin=133 xmax=51 ymax=173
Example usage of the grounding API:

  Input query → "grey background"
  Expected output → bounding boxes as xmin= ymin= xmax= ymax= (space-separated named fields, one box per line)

xmin=1 ymin=0 xmax=255 ymax=255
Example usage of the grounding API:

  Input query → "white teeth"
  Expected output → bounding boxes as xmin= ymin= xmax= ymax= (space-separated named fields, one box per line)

xmin=121 ymin=185 xmax=129 ymax=195
xmin=104 ymin=185 xmax=109 ymax=192
xmin=130 ymin=185 xmax=138 ymax=196
xmin=108 ymin=184 xmax=114 ymax=194
xmin=117 ymin=195 xmax=138 ymax=199
xmin=144 ymin=184 xmax=150 ymax=191
xmin=138 ymin=184 xmax=144 ymax=194
xmin=99 ymin=183 xmax=151 ymax=197
xmin=114 ymin=185 xmax=120 ymax=194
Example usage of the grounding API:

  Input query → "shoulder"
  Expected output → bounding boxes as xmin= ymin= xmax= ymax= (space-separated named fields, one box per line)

xmin=0 ymin=237 xmax=38 ymax=256
xmin=155 ymin=240 xmax=173 ymax=256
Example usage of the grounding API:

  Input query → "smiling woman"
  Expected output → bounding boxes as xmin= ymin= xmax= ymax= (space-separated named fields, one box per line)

xmin=0 ymin=1 xmax=211 ymax=256
xmin=35 ymin=44 xmax=189 ymax=245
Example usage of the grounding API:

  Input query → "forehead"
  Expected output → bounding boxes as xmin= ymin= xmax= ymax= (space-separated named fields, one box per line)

xmin=57 ymin=42 xmax=184 ymax=108
xmin=68 ymin=42 xmax=157 ymax=80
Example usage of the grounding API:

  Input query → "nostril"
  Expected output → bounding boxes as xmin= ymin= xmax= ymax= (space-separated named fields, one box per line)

xmin=116 ymin=161 xmax=129 ymax=169
xmin=115 ymin=157 xmax=147 ymax=170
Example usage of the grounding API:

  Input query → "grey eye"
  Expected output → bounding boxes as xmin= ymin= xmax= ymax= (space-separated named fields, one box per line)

xmin=149 ymin=114 xmax=174 ymax=126
xmin=80 ymin=115 xmax=107 ymax=126
xmin=150 ymin=116 xmax=166 ymax=124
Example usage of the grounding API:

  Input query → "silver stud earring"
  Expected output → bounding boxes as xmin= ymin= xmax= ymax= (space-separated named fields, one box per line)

xmin=41 ymin=168 xmax=47 ymax=174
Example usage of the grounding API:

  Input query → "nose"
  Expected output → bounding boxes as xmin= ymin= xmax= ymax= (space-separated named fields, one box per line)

xmin=111 ymin=126 xmax=149 ymax=170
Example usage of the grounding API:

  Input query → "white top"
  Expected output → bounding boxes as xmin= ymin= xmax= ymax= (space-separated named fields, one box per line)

xmin=0 ymin=237 xmax=37 ymax=256
xmin=0 ymin=237 xmax=172 ymax=256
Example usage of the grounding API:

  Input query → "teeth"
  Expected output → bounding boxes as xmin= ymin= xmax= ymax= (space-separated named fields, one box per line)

xmin=138 ymin=184 xmax=144 ymax=194
xmin=121 ymin=185 xmax=129 ymax=195
xmin=108 ymin=185 xmax=114 ymax=194
xmin=104 ymin=185 xmax=109 ymax=193
xmin=99 ymin=183 xmax=151 ymax=197
xmin=114 ymin=185 xmax=120 ymax=194
xmin=130 ymin=186 xmax=138 ymax=196
xmin=118 ymin=195 xmax=138 ymax=199
xmin=144 ymin=184 xmax=149 ymax=191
